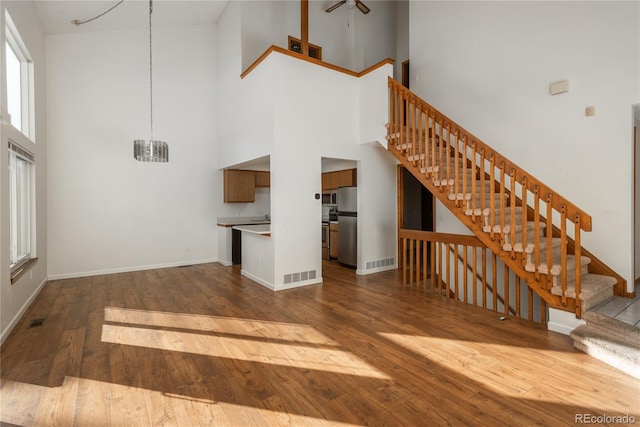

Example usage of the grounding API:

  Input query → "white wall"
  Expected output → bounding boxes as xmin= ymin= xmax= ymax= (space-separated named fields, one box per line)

xmin=270 ymin=54 xmax=396 ymax=286
xmin=394 ymin=0 xmax=409 ymax=82
xmin=410 ymin=1 xmax=640 ymax=292
xmin=46 ymin=24 xmax=218 ymax=278
xmin=240 ymin=0 xmax=397 ymax=73
xmin=0 ymin=1 xmax=48 ymax=342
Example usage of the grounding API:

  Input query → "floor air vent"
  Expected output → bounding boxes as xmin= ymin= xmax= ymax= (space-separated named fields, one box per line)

xmin=284 ymin=270 xmax=316 ymax=284
xmin=366 ymin=257 xmax=395 ymax=270
xmin=28 ymin=318 xmax=45 ymax=328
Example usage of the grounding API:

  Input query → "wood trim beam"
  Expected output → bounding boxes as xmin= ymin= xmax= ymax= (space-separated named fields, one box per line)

xmin=301 ymin=0 xmax=309 ymax=56
xmin=241 ymin=45 xmax=394 ymax=79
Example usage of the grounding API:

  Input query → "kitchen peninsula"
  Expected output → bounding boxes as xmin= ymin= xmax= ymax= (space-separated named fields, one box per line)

xmin=217 ymin=217 xmax=274 ymax=290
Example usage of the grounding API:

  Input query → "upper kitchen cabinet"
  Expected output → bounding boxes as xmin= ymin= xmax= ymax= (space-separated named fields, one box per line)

xmin=255 ymin=171 xmax=271 ymax=188
xmin=224 ymin=169 xmax=256 ymax=203
xmin=322 ymin=168 xmax=357 ymax=191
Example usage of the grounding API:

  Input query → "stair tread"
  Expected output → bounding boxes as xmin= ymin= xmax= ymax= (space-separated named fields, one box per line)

xmin=582 ymin=311 xmax=640 ymax=342
xmin=550 ymin=273 xmax=616 ymax=299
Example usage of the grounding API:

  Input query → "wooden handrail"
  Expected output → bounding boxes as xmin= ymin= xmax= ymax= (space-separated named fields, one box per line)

xmin=241 ymin=45 xmax=394 ymax=79
xmin=389 ymin=77 xmax=591 ymax=231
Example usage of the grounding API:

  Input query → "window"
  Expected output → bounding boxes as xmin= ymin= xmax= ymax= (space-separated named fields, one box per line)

xmin=5 ymin=11 xmax=34 ymax=138
xmin=8 ymin=140 xmax=34 ymax=271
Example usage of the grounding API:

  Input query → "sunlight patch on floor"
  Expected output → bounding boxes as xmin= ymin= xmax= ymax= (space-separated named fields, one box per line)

xmin=379 ymin=333 xmax=640 ymax=416
xmin=104 ymin=307 xmax=338 ymax=346
xmin=0 ymin=377 xmax=362 ymax=427
xmin=102 ymin=324 xmax=389 ymax=379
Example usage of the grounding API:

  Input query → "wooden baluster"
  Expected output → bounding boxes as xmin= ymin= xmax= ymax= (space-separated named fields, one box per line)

xmin=431 ymin=240 xmax=436 ymax=293
xmin=404 ymin=94 xmax=410 ymax=154
xmin=499 ymin=162 xmax=506 ymax=239
xmin=430 ymin=112 xmax=436 ymax=182
xmin=504 ymin=266 xmax=510 ymax=315
xmin=445 ymin=243 xmax=451 ymax=298
xmin=574 ymin=214 xmax=582 ymax=318
xmin=461 ymin=135 xmax=468 ymax=198
xmin=482 ymin=248 xmax=487 ymax=308
xmin=454 ymin=244 xmax=460 ymax=301
xmin=445 ymin=123 xmax=451 ymax=189
xmin=438 ymin=241 xmax=444 ymax=296
xmin=453 ymin=130 xmax=460 ymax=204
xmin=509 ymin=169 xmax=516 ymax=259
xmin=402 ymin=238 xmax=407 ymax=286
xmin=546 ymin=193 xmax=553 ymax=288
xmin=521 ymin=176 xmax=528 ymax=265
xmin=437 ymin=118 xmax=443 ymax=177
xmin=472 ymin=246 xmax=478 ymax=306
xmin=479 ymin=148 xmax=486 ymax=214
xmin=415 ymin=239 xmax=421 ymax=289
xmin=418 ymin=103 xmax=424 ymax=171
xmin=388 ymin=84 xmax=393 ymax=143
xmin=409 ymin=238 xmax=414 ymax=287
xmin=533 ymin=186 xmax=540 ymax=279
xmin=492 ymin=253 xmax=498 ymax=311
xmin=528 ymin=287 xmax=534 ymax=321
xmin=470 ymin=141 xmax=477 ymax=222
xmin=394 ymin=90 xmax=400 ymax=149
xmin=410 ymin=96 xmax=418 ymax=166
xmin=488 ymin=155 xmax=496 ymax=239
xmin=560 ymin=205 xmax=567 ymax=305
xmin=463 ymin=245 xmax=468 ymax=304
xmin=515 ymin=276 xmax=521 ymax=318
xmin=423 ymin=238 xmax=428 ymax=292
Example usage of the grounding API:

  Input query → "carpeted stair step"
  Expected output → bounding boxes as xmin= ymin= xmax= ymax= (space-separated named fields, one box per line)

xmin=570 ymin=320 xmax=640 ymax=379
xmin=530 ymin=254 xmax=590 ymax=283
xmin=551 ymin=273 xmax=616 ymax=311
xmin=502 ymin=221 xmax=547 ymax=252
xmin=582 ymin=310 xmax=640 ymax=344
xmin=482 ymin=206 xmax=524 ymax=232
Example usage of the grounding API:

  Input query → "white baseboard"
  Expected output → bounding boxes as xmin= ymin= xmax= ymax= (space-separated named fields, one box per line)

xmin=1 ymin=276 xmax=48 ymax=345
xmin=356 ymin=264 xmax=397 ymax=275
xmin=47 ymin=258 xmax=219 ymax=280
xmin=218 ymin=259 xmax=233 ymax=267
xmin=548 ymin=308 xmax=586 ymax=336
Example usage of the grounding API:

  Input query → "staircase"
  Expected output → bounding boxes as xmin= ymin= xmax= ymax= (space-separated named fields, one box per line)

xmin=386 ymin=77 xmax=626 ymax=319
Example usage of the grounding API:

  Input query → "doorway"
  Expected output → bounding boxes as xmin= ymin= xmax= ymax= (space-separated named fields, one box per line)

xmin=397 ymin=166 xmax=434 ymax=268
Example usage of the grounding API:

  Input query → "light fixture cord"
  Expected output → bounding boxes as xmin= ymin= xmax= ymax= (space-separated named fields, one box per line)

xmin=149 ymin=0 xmax=154 ymax=141
xmin=71 ymin=0 xmax=125 ymax=26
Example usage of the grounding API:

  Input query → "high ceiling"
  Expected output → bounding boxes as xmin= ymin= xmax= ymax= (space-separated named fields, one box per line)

xmin=32 ymin=0 xmax=229 ymax=35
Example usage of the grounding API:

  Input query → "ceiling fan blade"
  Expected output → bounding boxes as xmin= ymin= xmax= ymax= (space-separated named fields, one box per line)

xmin=355 ymin=0 xmax=370 ymax=14
xmin=325 ymin=0 xmax=346 ymax=13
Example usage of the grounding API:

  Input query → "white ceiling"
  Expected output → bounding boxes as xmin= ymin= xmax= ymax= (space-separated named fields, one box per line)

xmin=33 ymin=0 xmax=229 ymax=35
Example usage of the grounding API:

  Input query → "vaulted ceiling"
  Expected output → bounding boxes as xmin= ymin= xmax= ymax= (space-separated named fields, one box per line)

xmin=32 ymin=0 xmax=228 ymax=35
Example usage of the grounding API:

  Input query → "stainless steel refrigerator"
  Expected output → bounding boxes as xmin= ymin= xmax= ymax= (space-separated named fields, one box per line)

xmin=337 ymin=186 xmax=357 ymax=267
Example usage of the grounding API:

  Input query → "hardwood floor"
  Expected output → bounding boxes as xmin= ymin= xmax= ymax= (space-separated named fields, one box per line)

xmin=1 ymin=261 xmax=639 ymax=426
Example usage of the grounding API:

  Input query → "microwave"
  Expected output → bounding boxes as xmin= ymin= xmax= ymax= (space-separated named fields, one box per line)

xmin=322 ymin=190 xmax=337 ymax=206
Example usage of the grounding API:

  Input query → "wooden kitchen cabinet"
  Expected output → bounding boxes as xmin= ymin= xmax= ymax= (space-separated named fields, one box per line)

xmin=255 ymin=171 xmax=270 ymax=188
xmin=322 ymin=168 xmax=357 ymax=191
xmin=224 ymin=169 xmax=256 ymax=203
xmin=322 ymin=173 xmax=331 ymax=191
xmin=338 ymin=169 xmax=357 ymax=188
xmin=329 ymin=223 xmax=339 ymax=259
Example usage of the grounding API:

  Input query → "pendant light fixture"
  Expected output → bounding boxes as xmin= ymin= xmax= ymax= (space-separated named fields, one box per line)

xmin=133 ymin=0 xmax=168 ymax=162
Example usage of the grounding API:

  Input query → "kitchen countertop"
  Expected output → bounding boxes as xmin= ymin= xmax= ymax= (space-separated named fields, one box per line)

xmin=217 ymin=216 xmax=271 ymax=227
xmin=232 ymin=224 xmax=271 ymax=236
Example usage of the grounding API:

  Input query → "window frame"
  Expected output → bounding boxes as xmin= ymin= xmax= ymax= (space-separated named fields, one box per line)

xmin=4 ymin=10 xmax=34 ymax=139
xmin=8 ymin=139 xmax=35 ymax=274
